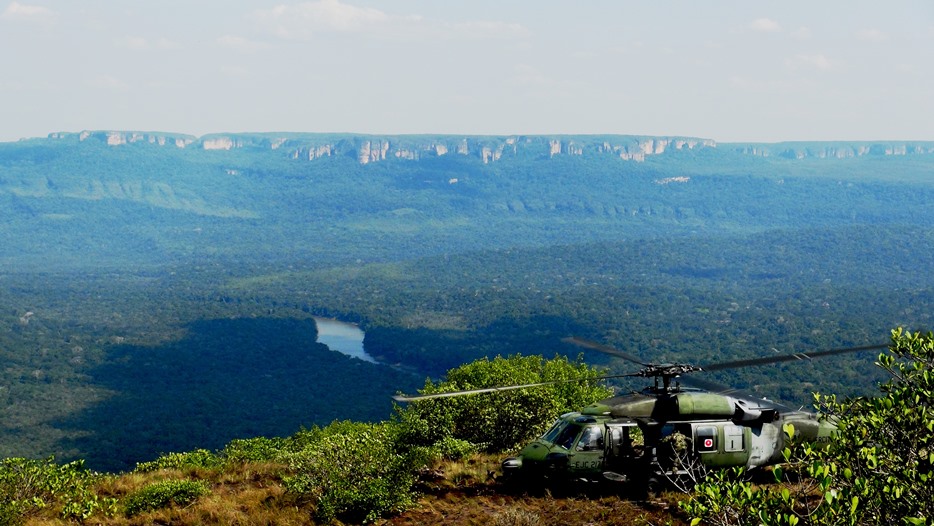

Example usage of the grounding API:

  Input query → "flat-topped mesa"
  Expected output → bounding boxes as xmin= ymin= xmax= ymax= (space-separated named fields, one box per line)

xmin=296 ymin=135 xmax=717 ymax=164
xmin=48 ymin=130 xmax=197 ymax=148
xmin=47 ymin=132 xmax=717 ymax=164
xmin=732 ymin=142 xmax=934 ymax=159
xmin=42 ymin=132 xmax=934 ymax=165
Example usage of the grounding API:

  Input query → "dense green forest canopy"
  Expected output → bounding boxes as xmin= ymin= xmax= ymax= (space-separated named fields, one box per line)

xmin=1 ymin=133 xmax=932 ymax=471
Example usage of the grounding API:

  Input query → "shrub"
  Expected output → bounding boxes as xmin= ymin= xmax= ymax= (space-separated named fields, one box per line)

xmin=282 ymin=421 xmax=419 ymax=523
xmin=432 ymin=436 xmax=478 ymax=461
xmin=134 ymin=449 xmax=222 ymax=473
xmin=0 ymin=457 xmax=116 ymax=524
xmin=221 ymin=436 xmax=285 ymax=463
xmin=123 ymin=479 xmax=210 ymax=517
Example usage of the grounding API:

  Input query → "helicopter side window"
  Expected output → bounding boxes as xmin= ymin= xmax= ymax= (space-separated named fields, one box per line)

xmin=607 ymin=427 xmax=624 ymax=457
xmin=576 ymin=426 xmax=604 ymax=452
xmin=696 ymin=426 xmax=718 ymax=453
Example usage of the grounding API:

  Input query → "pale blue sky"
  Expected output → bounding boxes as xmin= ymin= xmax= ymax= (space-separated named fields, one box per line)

xmin=1 ymin=1 xmax=932 ymax=142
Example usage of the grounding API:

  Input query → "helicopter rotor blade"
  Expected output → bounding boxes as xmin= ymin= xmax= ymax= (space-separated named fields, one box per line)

xmin=566 ymin=336 xmax=888 ymax=373
xmin=701 ymin=343 xmax=889 ymax=372
xmin=393 ymin=372 xmax=636 ymax=403
xmin=393 ymin=339 xmax=890 ymax=403
xmin=562 ymin=337 xmax=651 ymax=366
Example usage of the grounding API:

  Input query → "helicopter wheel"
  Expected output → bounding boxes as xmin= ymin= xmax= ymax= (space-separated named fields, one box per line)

xmin=644 ymin=476 xmax=665 ymax=500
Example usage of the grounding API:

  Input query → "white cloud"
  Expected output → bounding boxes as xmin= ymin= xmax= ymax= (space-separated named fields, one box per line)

xmin=253 ymin=0 xmax=417 ymax=39
xmin=728 ymin=75 xmax=751 ymax=89
xmin=511 ymin=64 xmax=550 ymax=87
xmin=252 ymin=0 xmax=527 ymax=42
xmin=219 ymin=65 xmax=252 ymax=78
xmin=791 ymin=26 xmax=811 ymax=40
xmin=155 ymin=38 xmax=182 ymax=50
xmin=1 ymin=0 xmax=57 ymax=27
xmin=121 ymin=36 xmax=149 ymax=50
xmin=1 ymin=1 xmax=55 ymax=19
xmin=446 ymin=20 xmax=530 ymax=40
xmin=216 ymin=35 xmax=269 ymax=52
xmin=117 ymin=36 xmax=182 ymax=51
xmin=85 ymin=74 xmax=129 ymax=91
xmin=750 ymin=18 xmax=781 ymax=33
xmin=785 ymin=53 xmax=833 ymax=71
xmin=508 ymin=64 xmax=577 ymax=99
xmin=857 ymin=28 xmax=888 ymax=42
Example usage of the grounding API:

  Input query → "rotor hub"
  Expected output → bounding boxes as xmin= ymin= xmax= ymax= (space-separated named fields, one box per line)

xmin=631 ymin=364 xmax=704 ymax=393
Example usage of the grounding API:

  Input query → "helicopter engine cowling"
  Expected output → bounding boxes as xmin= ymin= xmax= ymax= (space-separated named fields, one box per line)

xmin=674 ymin=392 xmax=735 ymax=417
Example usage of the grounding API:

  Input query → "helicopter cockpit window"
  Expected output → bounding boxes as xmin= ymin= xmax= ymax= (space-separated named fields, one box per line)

xmin=575 ymin=426 xmax=604 ymax=451
xmin=544 ymin=421 xmax=583 ymax=450
xmin=542 ymin=421 xmax=565 ymax=444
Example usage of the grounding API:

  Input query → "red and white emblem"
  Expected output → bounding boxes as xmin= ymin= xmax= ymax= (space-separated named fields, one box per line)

xmin=703 ymin=438 xmax=714 ymax=448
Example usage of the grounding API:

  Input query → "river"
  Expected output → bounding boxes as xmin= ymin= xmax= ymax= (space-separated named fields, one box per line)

xmin=312 ymin=317 xmax=377 ymax=363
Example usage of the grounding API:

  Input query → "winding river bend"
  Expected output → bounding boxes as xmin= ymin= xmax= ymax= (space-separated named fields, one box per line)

xmin=312 ymin=317 xmax=377 ymax=363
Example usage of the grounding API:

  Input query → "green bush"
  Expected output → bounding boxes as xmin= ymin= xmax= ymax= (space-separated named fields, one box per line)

xmin=395 ymin=354 xmax=612 ymax=452
xmin=123 ymin=479 xmax=210 ymax=517
xmin=221 ymin=436 xmax=285 ymax=463
xmin=432 ymin=436 xmax=479 ymax=461
xmin=134 ymin=449 xmax=222 ymax=473
xmin=282 ymin=421 xmax=419 ymax=524
xmin=0 ymin=457 xmax=115 ymax=524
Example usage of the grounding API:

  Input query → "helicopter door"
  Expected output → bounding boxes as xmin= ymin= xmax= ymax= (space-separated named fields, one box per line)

xmin=603 ymin=423 xmax=640 ymax=473
xmin=567 ymin=425 xmax=604 ymax=474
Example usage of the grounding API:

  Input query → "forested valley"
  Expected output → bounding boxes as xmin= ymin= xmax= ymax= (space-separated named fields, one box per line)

xmin=1 ymin=133 xmax=933 ymax=473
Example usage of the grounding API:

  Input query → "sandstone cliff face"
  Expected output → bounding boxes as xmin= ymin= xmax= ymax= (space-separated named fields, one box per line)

xmin=45 ymin=131 xmax=934 ymax=166
xmin=49 ymin=131 xmax=197 ymax=148
xmin=733 ymin=142 xmax=934 ymax=159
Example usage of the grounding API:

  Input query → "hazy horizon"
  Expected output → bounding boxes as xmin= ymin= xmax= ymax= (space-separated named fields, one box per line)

xmin=2 ymin=1 xmax=933 ymax=143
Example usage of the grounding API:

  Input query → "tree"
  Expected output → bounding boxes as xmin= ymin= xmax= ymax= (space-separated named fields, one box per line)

xmin=395 ymin=354 xmax=613 ymax=453
xmin=682 ymin=328 xmax=934 ymax=525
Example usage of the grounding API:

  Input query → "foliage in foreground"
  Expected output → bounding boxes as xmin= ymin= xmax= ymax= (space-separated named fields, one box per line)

xmin=682 ymin=328 xmax=934 ymax=525
xmin=0 ymin=457 xmax=116 ymax=525
xmin=281 ymin=421 xmax=419 ymax=523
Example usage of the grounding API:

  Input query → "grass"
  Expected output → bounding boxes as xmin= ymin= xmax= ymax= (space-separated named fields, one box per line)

xmin=20 ymin=454 xmax=689 ymax=526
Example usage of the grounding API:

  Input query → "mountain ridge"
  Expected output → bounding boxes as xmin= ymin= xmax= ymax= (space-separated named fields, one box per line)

xmin=30 ymin=130 xmax=934 ymax=164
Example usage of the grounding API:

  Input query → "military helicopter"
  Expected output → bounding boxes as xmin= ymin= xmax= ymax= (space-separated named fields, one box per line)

xmin=393 ymin=337 xmax=888 ymax=494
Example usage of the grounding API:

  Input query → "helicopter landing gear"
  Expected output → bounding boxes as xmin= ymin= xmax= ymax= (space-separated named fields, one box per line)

xmin=644 ymin=476 xmax=665 ymax=499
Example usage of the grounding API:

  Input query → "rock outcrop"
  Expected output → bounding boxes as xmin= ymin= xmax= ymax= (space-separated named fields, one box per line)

xmin=43 ymin=131 xmax=934 ymax=166
xmin=732 ymin=142 xmax=934 ymax=159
